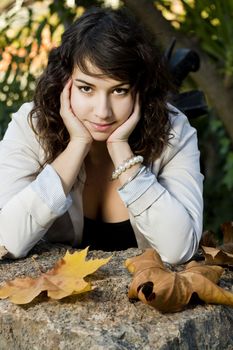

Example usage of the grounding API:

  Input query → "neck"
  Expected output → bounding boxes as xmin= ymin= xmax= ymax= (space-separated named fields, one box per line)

xmin=87 ymin=141 xmax=111 ymax=166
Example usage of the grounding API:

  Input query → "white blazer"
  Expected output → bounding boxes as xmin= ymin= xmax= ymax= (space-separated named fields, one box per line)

xmin=0 ymin=102 xmax=204 ymax=263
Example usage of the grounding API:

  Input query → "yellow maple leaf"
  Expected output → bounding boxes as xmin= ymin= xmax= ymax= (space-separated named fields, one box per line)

xmin=0 ymin=247 xmax=111 ymax=304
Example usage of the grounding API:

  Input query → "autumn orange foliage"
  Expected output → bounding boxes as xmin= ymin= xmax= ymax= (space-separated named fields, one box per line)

xmin=0 ymin=247 xmax=111 ymax=304
xmin=1 ymin=221 xmax=233 ymax=313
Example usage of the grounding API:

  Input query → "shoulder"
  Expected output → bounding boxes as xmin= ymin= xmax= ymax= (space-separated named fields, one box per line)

xmin=2 ymin=102 xmax=41 ymax=155
xmin=167 ymin=103 xmax=197 ymax=142
xmin=11 ymin=101 xmax=34 ymax=125
xmin=4 ymin=102 xmax=35 ymax=141
xmin=153 ymin=104 xmax=199 ymax=169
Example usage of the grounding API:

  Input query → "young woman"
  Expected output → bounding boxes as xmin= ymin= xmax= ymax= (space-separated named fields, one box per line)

xmin=0 ymin=7 xmax=203 ymax=263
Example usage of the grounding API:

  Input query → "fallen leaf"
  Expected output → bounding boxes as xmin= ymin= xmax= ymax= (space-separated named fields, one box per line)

xmin=218 ymin=243 xmax=233 ymax=254
xmin=0 ymin=247 xmax=111 ymax=304
xmin=200 ymin=221 xmax=233 ymax=264
xmin=202 ymin=246 xmax=233 ymax=266
xmin=125 ymin=248 xmax=233 ymax=313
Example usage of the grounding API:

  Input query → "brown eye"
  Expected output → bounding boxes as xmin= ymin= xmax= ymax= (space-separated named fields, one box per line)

xmin=78 ymin=86 xmax=92 ymax=93
xmin=113 ymin=88 xmax=129 ymax=95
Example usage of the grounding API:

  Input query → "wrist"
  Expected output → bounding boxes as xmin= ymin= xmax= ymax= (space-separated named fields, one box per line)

xmin=111 ymin=155 xmax=144 ymax=181
xmin=68 ymin=139 xmax=91 ymax=157
xmin=69 ymin=135 xmax=92 ymax=145
xmin=107 ymin=141 xmax=133 ymax=167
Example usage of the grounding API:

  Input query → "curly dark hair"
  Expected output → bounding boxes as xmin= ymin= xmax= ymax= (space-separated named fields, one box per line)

xmin=29 ymin=6 xmax=175 ymax=166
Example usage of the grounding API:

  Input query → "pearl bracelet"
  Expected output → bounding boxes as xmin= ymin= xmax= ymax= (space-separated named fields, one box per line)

xmin=111 ymin=155 xmax=144 ymax=180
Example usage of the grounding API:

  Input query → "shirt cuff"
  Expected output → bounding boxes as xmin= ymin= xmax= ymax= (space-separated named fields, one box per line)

xmin=31 ymin=164 xmax=72 ymax=215
xmin=118 ymin=166 xmax=165 ymax=215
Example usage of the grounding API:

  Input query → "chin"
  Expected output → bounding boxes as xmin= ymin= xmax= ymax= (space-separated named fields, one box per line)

xmin=92 ymin=134 xmax=109 ymax=142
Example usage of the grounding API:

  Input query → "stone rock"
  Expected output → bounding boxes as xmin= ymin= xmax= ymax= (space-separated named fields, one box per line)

xmin=0 ymin=242 xmax=233 ymax=350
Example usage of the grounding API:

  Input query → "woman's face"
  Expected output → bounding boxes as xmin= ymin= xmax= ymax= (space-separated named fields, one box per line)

xmin=70 ymin=62 xmax=134 ymax=141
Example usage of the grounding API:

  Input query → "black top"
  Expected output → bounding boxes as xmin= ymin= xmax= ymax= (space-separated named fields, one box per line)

xmin=80 ymin=216 xmax=137 ymax=251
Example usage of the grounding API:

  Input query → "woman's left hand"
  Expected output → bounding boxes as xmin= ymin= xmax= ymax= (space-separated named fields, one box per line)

xmin=107 ymin=93 xmax=140 ymax=144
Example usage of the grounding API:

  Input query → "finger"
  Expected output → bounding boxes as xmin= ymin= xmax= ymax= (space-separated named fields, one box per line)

xmin=64 ymin=78 xmax=72 ymax=90
xmin=60 ymin=79 xmax=72 ymax=103
xmin=60 ymin=79 xmax=73 ymax=115
xmin=134 ymin=93 xmax=140 ymax=114
xmin=130 ymin=93 xmax=140 ymax=122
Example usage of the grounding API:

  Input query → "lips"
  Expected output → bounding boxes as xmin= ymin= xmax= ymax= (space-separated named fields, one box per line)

xmin=90 ymin=121 xmax=114 ymax=132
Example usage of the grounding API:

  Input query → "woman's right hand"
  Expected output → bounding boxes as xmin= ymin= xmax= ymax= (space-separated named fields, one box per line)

xmin=60 ymin=79 xmax=93 ymax=145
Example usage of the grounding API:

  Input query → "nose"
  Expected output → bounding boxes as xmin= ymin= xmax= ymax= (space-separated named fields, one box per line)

xmin=94 ymin=94 xmax=112 ymax=120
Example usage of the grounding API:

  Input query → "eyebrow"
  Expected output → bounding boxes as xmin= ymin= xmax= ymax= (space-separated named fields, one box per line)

xmin=74 ymin=79 xmax=130 ymax=88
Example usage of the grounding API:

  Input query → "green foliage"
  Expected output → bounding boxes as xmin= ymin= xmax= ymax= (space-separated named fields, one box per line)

xmin=0 ymin=1 xmax=60 ymax=138
xmin=177 ymin=0 xmax=233 ymax=91
xmin=181 ymin=1 xmax=233 ymax=79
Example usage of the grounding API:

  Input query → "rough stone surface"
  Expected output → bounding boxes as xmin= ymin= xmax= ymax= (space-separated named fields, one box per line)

xmin=0 ymin=242 xmax=233 ymax=350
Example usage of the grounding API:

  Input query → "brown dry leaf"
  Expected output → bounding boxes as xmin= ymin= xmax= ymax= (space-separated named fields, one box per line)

xmin=202 ymin=246 xmax=233 ymax=266
xmin=0 ymin=247 xmax=111 ymax=304
xmin=200 ymin=221 xmax=233 ymax=264
xmin=125 ymin=248 xmax=233 ymax=313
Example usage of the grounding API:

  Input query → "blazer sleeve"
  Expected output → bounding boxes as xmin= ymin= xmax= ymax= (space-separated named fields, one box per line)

xmin=118 ymin=108 xmax=204 ymax=264
xmin=0 ymin=103 xmax=71 ymax=259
